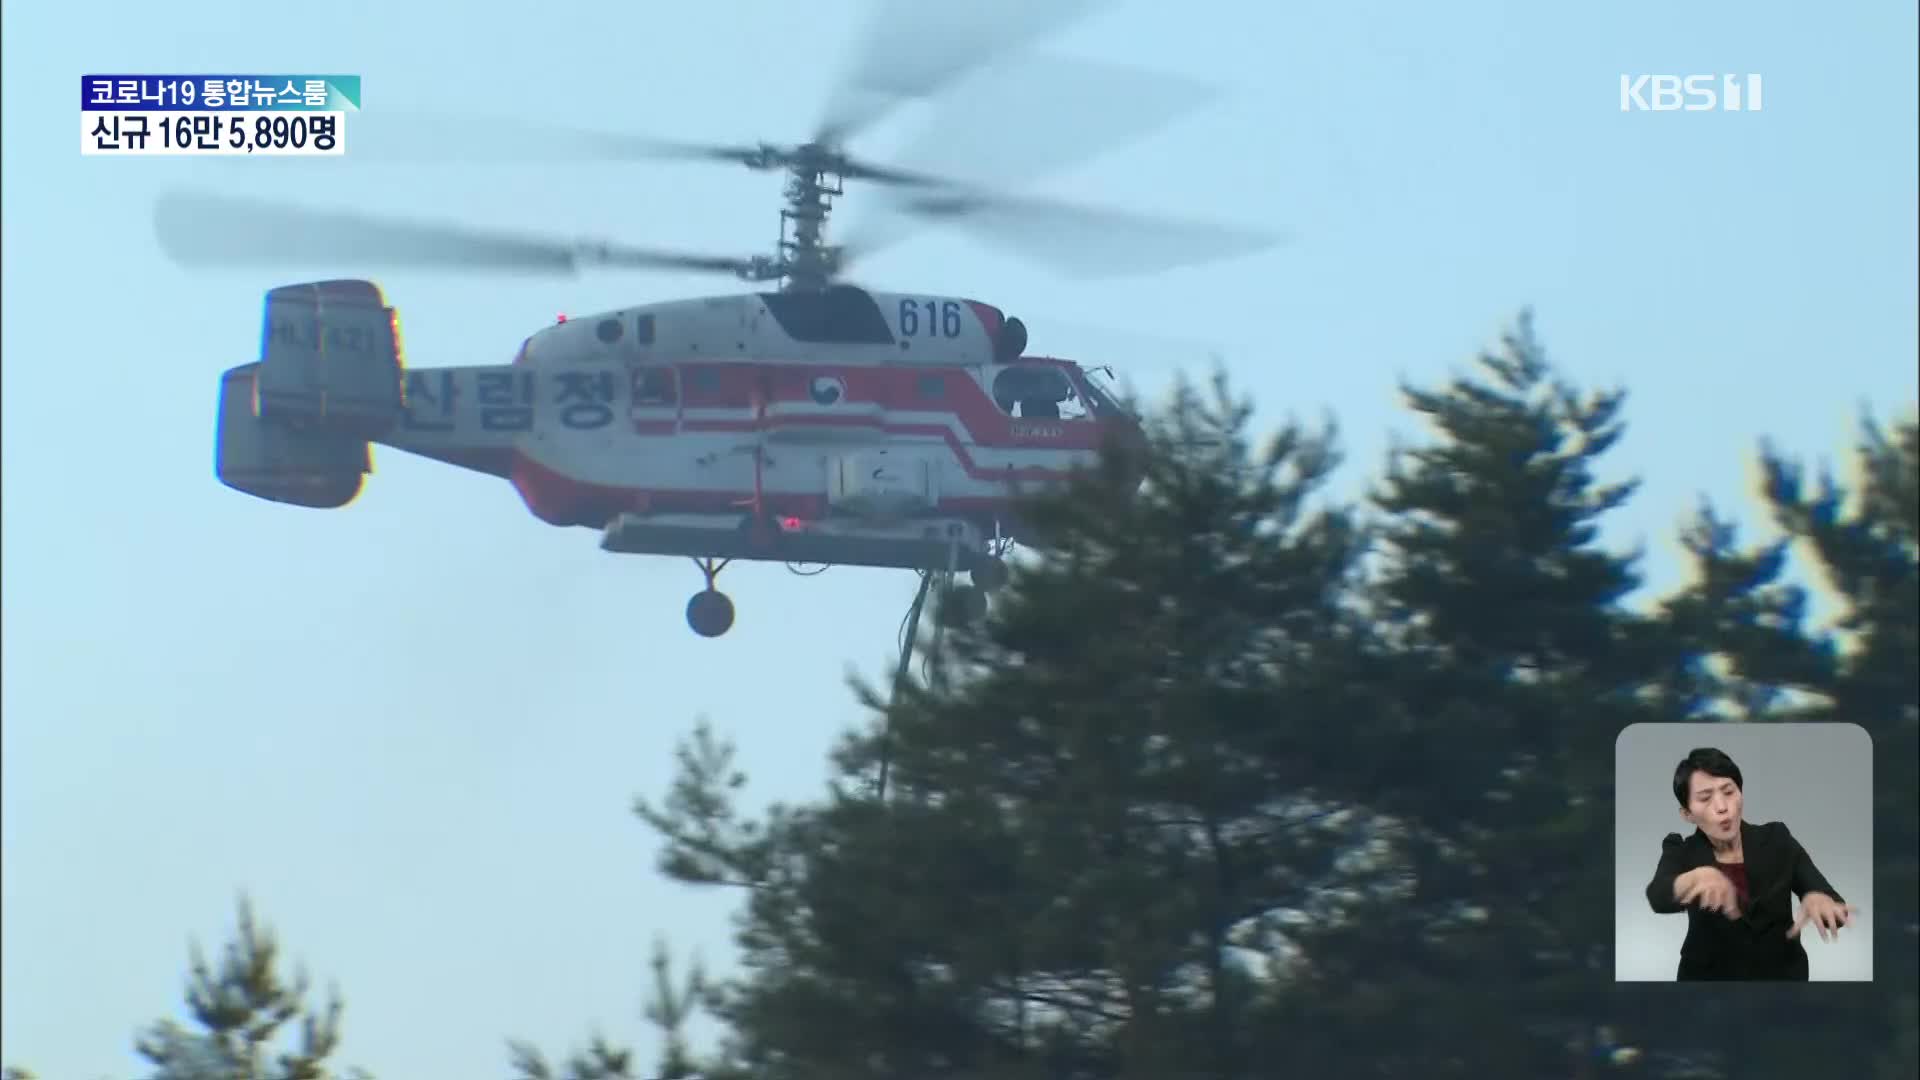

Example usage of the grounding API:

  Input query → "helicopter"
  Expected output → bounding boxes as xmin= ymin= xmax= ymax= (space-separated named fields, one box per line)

xmin=153 ymin=0 xmax=1279 ymax=638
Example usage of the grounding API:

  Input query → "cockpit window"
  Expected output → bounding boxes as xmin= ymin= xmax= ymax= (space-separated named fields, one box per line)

xmin=992 ymin=364 xmax=1089 ymax=420
xmin=1079 ymin=370 xmax=1128 ymax=418
xmin=759 ymin=285 xmax=895 ymax=345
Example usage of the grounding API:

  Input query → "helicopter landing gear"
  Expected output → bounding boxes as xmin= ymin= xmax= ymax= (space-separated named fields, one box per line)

xmin=687 ymin=557 xmax=735 ymax=637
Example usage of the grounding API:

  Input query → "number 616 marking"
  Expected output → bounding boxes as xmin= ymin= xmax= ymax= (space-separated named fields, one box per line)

xmin=899 ymin=298 xmax=963 ymax=339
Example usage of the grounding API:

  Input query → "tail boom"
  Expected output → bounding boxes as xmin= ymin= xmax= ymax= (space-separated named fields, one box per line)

xmin=215 ymin=279 xmax=403 ymax=508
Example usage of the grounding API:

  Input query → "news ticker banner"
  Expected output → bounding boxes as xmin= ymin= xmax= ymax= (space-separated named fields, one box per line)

xmin=81 ymin=75 xmax=360 ymax=156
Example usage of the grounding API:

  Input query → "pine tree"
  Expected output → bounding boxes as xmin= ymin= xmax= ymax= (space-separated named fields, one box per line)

xmin=1751 ymin=411 xmax=1917 ymax=1080
xmin=643 ymin=938 xmax=716 ymax=1079
xmin=615 ymin=329 xmax=1913 ymax=1078
xmin=505 ymin=937 xmax=714 ymax=1080
xmin=507 ymin=1037 xmax=637 ymax=1080
xmin=635 ymin=374 xmax=1397 ymax=1079
xmin=1349 ymin=310 xmax=1667 ymax=1075
xmin=1636 ymin=411 xmax=1915 ymax=1078
xmin=1653 ymin=501 xmax=1838 ymax=720
xmin=132 ymin=895 xmax=372 ymax=1080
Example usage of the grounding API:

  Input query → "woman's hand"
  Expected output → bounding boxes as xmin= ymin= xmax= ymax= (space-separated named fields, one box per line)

xmin=1673 ymin=867 xmax=1741 ymax=919
xmin=1789 ymin=892 xmax=1855 ymax=942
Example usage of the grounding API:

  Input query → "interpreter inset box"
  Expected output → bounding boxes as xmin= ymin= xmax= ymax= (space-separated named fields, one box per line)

xmin=1614 ymin=722 xmax=1872 ymax=982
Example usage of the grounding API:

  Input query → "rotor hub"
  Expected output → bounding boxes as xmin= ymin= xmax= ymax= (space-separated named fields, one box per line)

xmin=769 ymin=145 xmax=849 ymax=292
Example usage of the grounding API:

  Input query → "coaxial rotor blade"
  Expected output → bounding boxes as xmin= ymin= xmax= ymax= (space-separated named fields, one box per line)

xmin=829 ymin=155 xmax=953 ymax=187
xmin=833 ymin=51 xmax=1228 ymax=256
xmin=815 ymin=0 xmax=1110 ymax=145
xmin=881 ymin=52 xmax=1223 ymax=190
xmin=854 ymin=189 xmax=1285 ymax=278
xmin=345 ymin=110 xmax=769 ymax=165
xmin=153 ymin=190 xmax=760 ymax=277
xmin=346 ymin=111 xmax=956 ymax=193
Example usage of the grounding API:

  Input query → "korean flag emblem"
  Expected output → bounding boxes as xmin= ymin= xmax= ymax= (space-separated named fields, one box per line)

xmin=809 ymin=375 xmax=846 ymax=406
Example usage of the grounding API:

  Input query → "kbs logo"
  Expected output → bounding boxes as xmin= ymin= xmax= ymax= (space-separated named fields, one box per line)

xmin=1620 ymin=74 xmax=1763 ymax=112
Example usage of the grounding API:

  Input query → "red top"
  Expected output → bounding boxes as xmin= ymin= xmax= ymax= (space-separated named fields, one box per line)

xmin=1717 ymin=862 xmax=1751 ymax=907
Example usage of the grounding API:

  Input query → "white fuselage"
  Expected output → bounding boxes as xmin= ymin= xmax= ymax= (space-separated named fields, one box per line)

xmin=377 ymin=288 xmax=1131 ymax=539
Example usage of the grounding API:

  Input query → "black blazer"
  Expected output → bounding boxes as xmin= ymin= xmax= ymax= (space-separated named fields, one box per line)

xmin=1644 ymin=819 xmax=1845 ymax=981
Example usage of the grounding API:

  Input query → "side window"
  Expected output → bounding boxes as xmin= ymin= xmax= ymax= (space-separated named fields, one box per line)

xmin=633 ymin=366 xmax=676 ymax=406
xmin=683 ymin=365 xmax=753 ymax=407
xmin=635 ymin=314 xmax=656 ymax=345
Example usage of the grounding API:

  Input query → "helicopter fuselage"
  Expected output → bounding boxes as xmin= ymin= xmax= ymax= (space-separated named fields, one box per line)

xmin=377 ymin=285 xmax=1139 ymax=549
xmin=218 ymin=278 xmax=1140 ymax=595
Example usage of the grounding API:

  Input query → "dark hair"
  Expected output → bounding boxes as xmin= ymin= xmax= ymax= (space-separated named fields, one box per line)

xmin=1673 ymin=748 xmax=1743 ymax=807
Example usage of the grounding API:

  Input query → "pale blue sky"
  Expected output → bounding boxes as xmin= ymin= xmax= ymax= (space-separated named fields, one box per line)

xmin=4 ymin=2 xmax=1915 ymax=1077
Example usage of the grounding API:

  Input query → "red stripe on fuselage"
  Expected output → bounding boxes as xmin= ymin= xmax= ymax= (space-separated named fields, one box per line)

xmin=678 ymin=414 xmax=1100 ymax=478
xmin=504 ymin=356 xmax=1128 ymax=529
xmin=664 ymin=357 xmax=1110 ymax=451
xmin=507 ymin=448 xmax=1034 ymax=530
xmin=513 ymin=414 xmax=1090 ymax=528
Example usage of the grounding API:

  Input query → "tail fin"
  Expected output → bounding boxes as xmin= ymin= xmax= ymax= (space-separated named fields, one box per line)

xmin=215 ymin=279 xmax=404 ymax=508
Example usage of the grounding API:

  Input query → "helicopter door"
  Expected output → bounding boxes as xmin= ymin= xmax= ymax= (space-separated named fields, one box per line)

xmin=631 ymin=364 xmax=680 ymax=433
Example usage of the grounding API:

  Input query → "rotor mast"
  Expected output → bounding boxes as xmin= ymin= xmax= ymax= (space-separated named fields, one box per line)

xmin=774 ymin=146 xmax=846 ymax=292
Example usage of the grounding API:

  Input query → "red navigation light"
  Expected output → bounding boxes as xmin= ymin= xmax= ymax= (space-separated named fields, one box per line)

xmin=556 ymin=313 xmax=568 ymax=323
xmin=781 ymin=516 xmax=803 ymax=530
